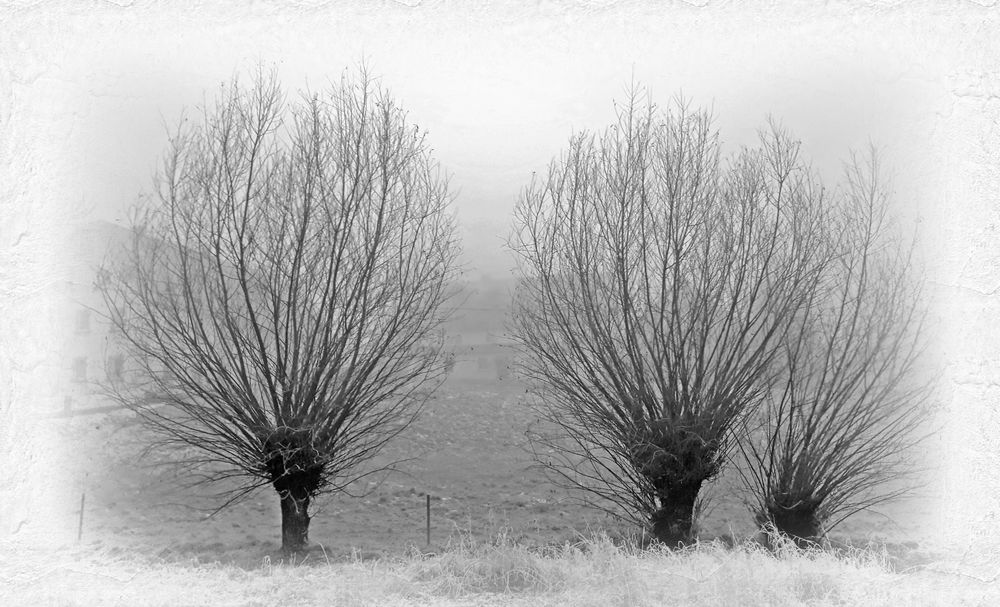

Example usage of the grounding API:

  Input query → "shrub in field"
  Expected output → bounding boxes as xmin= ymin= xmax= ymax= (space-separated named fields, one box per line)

xmin=508 ymin=88 xmax=830 ymax=546
xmin=736 ymin=150 xmax=930 ymax=546
xmin=98 ymin=66 xmax=460 ymax=554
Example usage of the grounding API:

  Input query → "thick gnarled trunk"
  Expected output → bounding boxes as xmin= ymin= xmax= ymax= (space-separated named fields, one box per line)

xmin=649 ymin=478 xmax=703 ymax=547
xmin=632 ymin=424 xmax=717 ymax=547
xmin=264 ymin=428 xmax=323 ymax=556
xmin=279 ymin=489 xmax=311 ymax=555
xmin=759 ymin=502 xmax=823 ymax=548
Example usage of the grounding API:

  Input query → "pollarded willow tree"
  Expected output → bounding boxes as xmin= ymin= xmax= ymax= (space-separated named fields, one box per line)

xmin=737 ymin=149 xmax=931 ymax=546
xmin=508 ymin=89 xmax=832 ymax=545
xmin=99 ymin=67 xmax=460 ymax=554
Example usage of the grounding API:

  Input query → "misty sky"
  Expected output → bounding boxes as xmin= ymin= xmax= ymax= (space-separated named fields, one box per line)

xmin=11 ymin=2 xmax=965 ymax=278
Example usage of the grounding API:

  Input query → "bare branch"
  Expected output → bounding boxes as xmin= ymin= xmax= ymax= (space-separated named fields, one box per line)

xmin=509 ymin=89 xmax=830 ymax=545
xmin=97 ymin=65 xmax=461 ymax=554
xmin=737 ymin=144 xmax=932 ymax=546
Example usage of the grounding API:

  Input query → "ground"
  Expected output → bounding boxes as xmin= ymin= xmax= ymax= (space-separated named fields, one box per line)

xmin=4 ymin=535 xmax=996 ymax=607
xmin=45 ymin=377 xmax=944 ymax=571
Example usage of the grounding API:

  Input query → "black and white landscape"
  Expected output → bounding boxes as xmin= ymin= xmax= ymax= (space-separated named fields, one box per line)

xmin=2 ymin=2 xmax=999 ymax=605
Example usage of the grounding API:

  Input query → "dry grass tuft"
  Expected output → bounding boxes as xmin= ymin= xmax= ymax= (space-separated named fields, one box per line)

xmin=1 ymin=534 xmax=995 ymax=606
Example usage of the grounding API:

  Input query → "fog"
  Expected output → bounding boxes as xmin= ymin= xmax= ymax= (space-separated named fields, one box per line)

xmin=3 ymin=1 xmax=999 ymax=560
xmin=14 ymin=3 xmax=956 ymax=274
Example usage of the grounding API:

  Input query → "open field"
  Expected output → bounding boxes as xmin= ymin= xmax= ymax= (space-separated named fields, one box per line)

xmin=45 ymin=378 xmax=944 ymax=568
xmin=51 ymin=379 xmax=620 ymax=563
xmin=2 ymin=371 xmax=977 ymax=607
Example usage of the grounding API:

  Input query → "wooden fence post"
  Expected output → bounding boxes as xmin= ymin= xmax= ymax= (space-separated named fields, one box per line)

xmin=77 ymin=493 xmax=86 ymax=542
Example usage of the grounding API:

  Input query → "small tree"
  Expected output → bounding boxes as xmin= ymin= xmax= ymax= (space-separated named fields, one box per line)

xmin=99 ymin=67 xmax=460 ymax=554
xmin=508 ymin=89 xmax=830 ymax=545
xmin=737 ymin=150 xmax=930 ymax=546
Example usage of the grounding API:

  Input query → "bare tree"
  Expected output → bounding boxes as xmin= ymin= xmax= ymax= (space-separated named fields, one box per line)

xmin=99 ymin=66 xmax=460 ymax=554
xmin=736 ymin=149 xmax=930 ymax=546
xmin=508 ymin=89 xmax=830 ymax=545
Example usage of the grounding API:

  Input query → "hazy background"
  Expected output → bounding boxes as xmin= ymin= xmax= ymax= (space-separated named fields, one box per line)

xmin=2 ymin=0 xmax=999 ymax=561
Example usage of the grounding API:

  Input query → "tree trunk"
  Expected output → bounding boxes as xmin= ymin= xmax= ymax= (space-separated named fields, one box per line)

xmin=649 ymin=479 xmax=703 ymax=547
xmin=263 ymin=427 xmax=323 ymax=556
xmin=279 ymin=491 xmax=311 ymax=555
xmin=765 ymin=505 xmax=822 ymax=548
